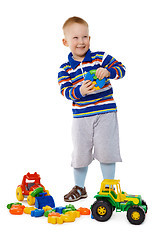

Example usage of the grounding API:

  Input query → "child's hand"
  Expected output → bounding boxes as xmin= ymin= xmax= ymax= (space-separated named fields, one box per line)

xmin=96 ymin=67 xmax=110 ymax=79
xmin=80 ymin=80 xmax=95 ymax=96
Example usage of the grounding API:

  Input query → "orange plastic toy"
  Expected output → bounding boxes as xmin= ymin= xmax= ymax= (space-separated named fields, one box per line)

xmin=9 ymin=204 xmax=25 ymax=215
xmin=48 ymin=212 xmax=61 ymax=217
xmin=77 ymin=207 xmax=90 ymax=215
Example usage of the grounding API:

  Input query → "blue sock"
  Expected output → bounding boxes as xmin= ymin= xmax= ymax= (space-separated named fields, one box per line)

xmin=73 ymin=167 xmax=88 ymax=188
xmin=100 ymin=163 xmax=116 ymax=180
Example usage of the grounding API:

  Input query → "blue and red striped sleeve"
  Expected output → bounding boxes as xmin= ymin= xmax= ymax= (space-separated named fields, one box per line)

xmin=102 ymin=53 xmax=126 ymax=79
xmin=58 ymin=67 xmax=83 ymax=101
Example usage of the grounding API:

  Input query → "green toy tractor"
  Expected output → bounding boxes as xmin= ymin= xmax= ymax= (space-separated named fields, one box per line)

xmin=91 ymin=179 xmax=147 ymax=225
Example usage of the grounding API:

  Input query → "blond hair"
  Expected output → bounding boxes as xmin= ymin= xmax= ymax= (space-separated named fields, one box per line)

xmin=63 ymin=16 xmax=88 ymax=34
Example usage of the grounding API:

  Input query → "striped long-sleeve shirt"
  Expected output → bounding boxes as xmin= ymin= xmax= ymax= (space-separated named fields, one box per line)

xmin=58 ymin=49 xmax=125 ymax=118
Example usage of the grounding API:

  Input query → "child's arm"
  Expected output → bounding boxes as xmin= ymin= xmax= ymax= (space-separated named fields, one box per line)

xmin=100 ymin=53 xmax=126 ymax=80
xmin=58 ymin=68 xmax=83 ymax=101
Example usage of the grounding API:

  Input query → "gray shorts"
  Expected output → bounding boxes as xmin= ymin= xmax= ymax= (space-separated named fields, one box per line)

xmin=71 ymin=112 xmax=122 ymax=168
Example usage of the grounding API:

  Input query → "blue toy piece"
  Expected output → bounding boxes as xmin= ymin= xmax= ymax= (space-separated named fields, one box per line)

xmin=35 ymin=192 xmax=55 ymax=209
xmin=53 ymin=206 xmax=66 ymax=214
xmin=85 ymin=71 xmax=94 ymax=81
xmin=31 ymin=209 xmax=44 ymax=217
xmin=84 ymin=69 xmax=106 ymax=90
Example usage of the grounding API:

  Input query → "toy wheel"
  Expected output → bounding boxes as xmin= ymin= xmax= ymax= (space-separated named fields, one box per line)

xmin=91 ymin=200 xmax=113 ymax=222
xmin=127 ymin=206 xmax=145 ymax=225
xmin=27 ymin=194 xmax=35 ymax=205
xmin=16 ymin=187 xmax=24 ymax=201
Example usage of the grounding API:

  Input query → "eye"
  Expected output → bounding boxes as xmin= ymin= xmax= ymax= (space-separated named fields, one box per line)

xmin=73 ymin=37 xmax=78 ymax=39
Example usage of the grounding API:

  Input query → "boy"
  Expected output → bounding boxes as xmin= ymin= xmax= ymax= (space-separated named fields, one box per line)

xmin=58 ymin=16 xmax=125 ymax=202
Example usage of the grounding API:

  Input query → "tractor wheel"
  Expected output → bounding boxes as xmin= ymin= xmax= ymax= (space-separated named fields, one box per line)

xmin=91 ymin=200 xmax=113 ymax=222
xmin=16 ymin=187 xmax=24 ymax=201
xmin=27 ymin=194 xmax=35 ymax=205
xmin=127 ymin=206 xmax=145 ymax=225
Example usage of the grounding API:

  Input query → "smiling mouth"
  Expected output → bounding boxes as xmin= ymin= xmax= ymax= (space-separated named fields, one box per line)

xmin=77 ymin=45 xmax=85 ymax=48
xmin=77 ymin=46 xmax=85 ymax=49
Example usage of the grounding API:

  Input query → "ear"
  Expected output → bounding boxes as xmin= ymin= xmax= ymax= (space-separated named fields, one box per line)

xmin=62 ymin=38 xmax=69 ymax=47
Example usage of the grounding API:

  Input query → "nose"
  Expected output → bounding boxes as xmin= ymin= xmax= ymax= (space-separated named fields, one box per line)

xmin=79 ymin=37 xmax=84 ymax=44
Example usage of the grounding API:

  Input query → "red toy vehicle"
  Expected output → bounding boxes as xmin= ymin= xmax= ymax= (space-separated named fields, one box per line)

xmin=16 ymin=172 xmax=46 ymax=204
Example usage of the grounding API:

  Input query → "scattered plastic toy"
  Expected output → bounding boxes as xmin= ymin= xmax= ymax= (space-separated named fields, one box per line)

xmin=31 ymin=209 xmax=44 ymax=217
xmin=7 ymin=202 xmax=22 ymax=209
xmin=48 ymin=212 xmax=61 ymax=217
xmin=43 ymin=206 xmax=53 ymax=212
xmin=48 ymin=210 xmax=80 ymax=225
xmin=62 ymin=204 xmax=76 ymax=214
xmin=9 ymin=204 xmax=25 ymax=215
xmin=53 ymin=206 xmax=66 ymax=214
xmin=77 ymin=207 xmax=90 ymax=215
xmin=44 ymin=209 xmax=56 ymax=217
xmin=24 ymin=207 xmax=36 ymax=214
xmin=91 ymin=179 xmax=147 ymax=225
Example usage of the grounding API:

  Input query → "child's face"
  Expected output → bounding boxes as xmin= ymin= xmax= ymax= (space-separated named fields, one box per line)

xmin=63 ymin=23 xmax=90 ymax=61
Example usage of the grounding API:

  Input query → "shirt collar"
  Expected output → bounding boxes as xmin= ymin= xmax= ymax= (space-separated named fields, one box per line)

xmin=68 ymin=49 xmax=92 ymax=69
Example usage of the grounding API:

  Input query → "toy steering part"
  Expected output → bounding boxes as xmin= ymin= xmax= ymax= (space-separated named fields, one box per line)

xmin=30 ymin=187 xmax=44 ymax=197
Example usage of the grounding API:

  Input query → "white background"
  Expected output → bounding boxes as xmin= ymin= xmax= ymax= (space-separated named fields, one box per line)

xmin=0 ymin=0 xmax=159 ymax=238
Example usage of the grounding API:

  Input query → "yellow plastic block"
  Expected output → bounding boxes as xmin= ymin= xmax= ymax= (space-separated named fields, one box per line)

xmin=48 ymin=216 xmax=57 ymax=224
xmin=48 ymin=210 xmax=81 ymax=225
xmin=57 ymin=216 xmax=63 ymax=224
xmin=24 ymin=207 xmax=36 ymax=214
xmin=65 ymin=211 xmax=80 ymax=218
xmin=61 ymin=213 xmax=75 ymax=223
xmin=43 ymin=206 xmax=52 ymax=212
xmin=48 ymin=216 xmax=64 ymax=224
xmin=48 ymin=213 xmax=77 ymax=224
